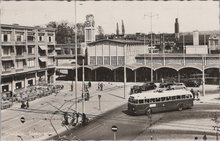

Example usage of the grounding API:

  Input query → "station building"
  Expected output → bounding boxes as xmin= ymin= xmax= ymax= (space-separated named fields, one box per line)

xmin=0 ymin=24 xmax=56 ymax=93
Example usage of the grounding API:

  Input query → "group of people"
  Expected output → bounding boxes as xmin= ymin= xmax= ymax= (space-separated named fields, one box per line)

xmin=21 ymin=100 xmax=29 ymax=109
xmin=190 ymin=88 xmax=200 ymax=100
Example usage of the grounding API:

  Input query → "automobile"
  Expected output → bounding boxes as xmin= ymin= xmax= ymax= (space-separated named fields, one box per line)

xmin=130 ymin=85 xmax=142 ymax=94
xmin=157 ymin=82 xmax=174 ymax=91
xmin=140 ymin=82 xmax=157 ymax=91
xmin=170 ymin=83 xmax=186 ymax=90
xmin=184 ymin=80 xmax=200 ymax=87
xmin=1 ymin=100 xmax=13 ymax=109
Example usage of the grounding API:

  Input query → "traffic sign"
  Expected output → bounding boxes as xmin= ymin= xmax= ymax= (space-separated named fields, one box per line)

xmin=20 ymin=116 xmax=25 ymax=123
xmin=111 ymin=125 xmax=118 ymax=132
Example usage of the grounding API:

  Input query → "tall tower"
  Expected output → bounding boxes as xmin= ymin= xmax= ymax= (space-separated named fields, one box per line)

xmin=122 ymin=20 xmax=125 ymax=36
xmin=84 ymin=14 xmax=96 ymax=43
xmin=175 ymin=18 xmax=179 ymax=40
xmin=116 ymin=23 xmax=119 ymax=36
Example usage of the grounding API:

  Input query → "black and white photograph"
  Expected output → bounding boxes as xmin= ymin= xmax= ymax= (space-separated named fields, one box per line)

xmin=0 ymin=0 xmax=220 ymax=140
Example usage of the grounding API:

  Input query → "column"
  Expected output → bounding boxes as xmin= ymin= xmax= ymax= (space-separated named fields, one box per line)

xmin=155 ymin=70 xmax=158 ymax=82
xmin=134 ymin=70 xmax=136 ymax=83
xmin=114 ymin=70 xmax=117 ymax=82
xmin=202 ymin=56 xmax=205 ymax=96
xmin=53 ymin=68 xmax=56 ymax=83
xmin=45 ymin=70 xmax=48 ymax=83
xmin=178 ymin=71 xmax=180 ymax=83
xmin=11 ymin=77 xmax=15 ymax=93
xmin=94 ymin=70 xmax=97 ymax=81
xmin=24 ymin=75 xmax=27 ymax=90
xmin=35 ymin=72 xmax=38 ymax=85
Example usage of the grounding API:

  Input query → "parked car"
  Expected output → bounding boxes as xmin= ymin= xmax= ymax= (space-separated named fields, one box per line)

xmin=140 ymin=82 xmax=157 ymax=91
xmin=184 ymin=80 xmax=200 ymax=87
xmin=157 ymin=82 xmax=174 ymax=91
xmin=170 ymin=83 xmax=186 ymax=90
xmin=130 ymin=85 xmax=142 ymax=94
xmin=1 ymin=100 xmax=13 ymax=109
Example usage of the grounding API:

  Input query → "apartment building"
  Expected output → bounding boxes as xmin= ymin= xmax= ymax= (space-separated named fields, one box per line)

xmin=0 ymin=24 xmax=56 ymax=93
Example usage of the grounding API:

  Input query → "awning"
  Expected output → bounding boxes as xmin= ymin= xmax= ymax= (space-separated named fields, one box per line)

xmin=39 ymin=45 xmax=47 ymax=50
xmin=39 ymin=57 xmax=47 ymax=62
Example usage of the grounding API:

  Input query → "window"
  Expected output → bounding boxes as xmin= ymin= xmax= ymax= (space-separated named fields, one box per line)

xmin=139 ymin=99 xmax=144 ymax=104
xmin=177 ymin=96 xmax=181 ymax=100
xmin=172 ymin=96 xmax=176 ymax=100
xmin=16 ymin=60 xmax=24 ymax=69
xmin=182 ymin=95 xmax=186 ymax=99
xmin=28 ymin=79 xmax=33 ymax=86
xmin=27 ymin=59 xmax=35 ymax=67
xmin=161 ymin=97 xmax=166 ymax=102
xmin=15 ymin=82 xmax=22 ymax=89
xmin=28 ymin=46 xmax=34 ymax=54
xmin=27 ymin=36 xmax=34 ymax=41
xmin=166 ymin=96 xmax=171 ymax=101
xmin=2 ymin=61 xmax=13 ymax=71
xmin=3 ymin=34 xmax=8 ymax=42
xmin=156 ymin=98 xmax=160 ymax=102
xmin=16 ymin=35 xmax=21 ymax=42
xmin=2 ymin=85 xmax=9 ymax=92
xmin=150 ymin=98 xmax=155 ymax=103
xmin=48 ymin=36 xmax=52 ymax=42
xmin=3 ymin=47 xmax=10 ymax=56
xmin=145 ymin=99 xmax=149 ymax=103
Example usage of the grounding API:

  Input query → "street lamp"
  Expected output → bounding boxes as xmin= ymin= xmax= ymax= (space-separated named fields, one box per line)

xmin=74 ymin=0 xmax=78 ymax=112
xmin=145 ymin=13 xmax=158 ymax=82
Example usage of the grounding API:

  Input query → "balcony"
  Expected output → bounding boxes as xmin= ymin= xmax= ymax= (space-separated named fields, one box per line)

xmin=2 ymin=41 xmax=12 ymax=45
xmin=15 ymin=41 xmax=26 ymax=45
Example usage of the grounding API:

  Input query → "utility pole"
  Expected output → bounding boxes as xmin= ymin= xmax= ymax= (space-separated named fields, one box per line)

xmin=74 ymin=0 xmax=78 ymax=112
xmin=82 ymin=59 xmax=85 ymax=113
xmin=145 ymin=13 xmax=158 ymax=82
xmin=0 ymin=0 xmax=2 ymax=140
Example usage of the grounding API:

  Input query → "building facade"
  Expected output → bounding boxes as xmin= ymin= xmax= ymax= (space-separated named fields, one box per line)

xmin=0 ymin=24 xmax=56 ymax=93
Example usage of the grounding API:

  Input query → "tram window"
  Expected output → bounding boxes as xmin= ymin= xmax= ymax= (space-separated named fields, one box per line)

xmin=145 ymin=99 xmax=149 ymax=103
xmin=182 ymin=95 xmax=186 ymax=99
xmin=166 ymin=96 xmax=171 ymax=101
xmin=189 ymin=95 xmax=192 ymax=98
xmin=150 ymin=98 xmax=155 ymax=103
xmin=134 ymin=100 xmax=138 ymax=104
xmin=172 ymin=96 xmax=176 ymax=100
xmin=177 ymin=96 xmax=181 ymax=100
xmin=156 ymin=98 xmax=160 ymax=102
xmin=161 ymin=97 xmax=166 ymax=101
xmin=139 ymin=100 xmax=144 ymax=104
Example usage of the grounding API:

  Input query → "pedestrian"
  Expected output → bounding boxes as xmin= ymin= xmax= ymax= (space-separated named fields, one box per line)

xmin=196 ymin=90 xmax=200 ymax=100
xmin=100 ymin=83 xmax=103 ymax=91
xmin=203 ymin=132 xmax=207 ymax=141
xmin=190 ymin=88 xmax=195 ymax=99
xmin=26 ymin=100 xmax=29 ymax=109
xmin=98 ymin=83 xmax=100 ymax=90
xmin=88 ymin=81 xmax=91 ymax=88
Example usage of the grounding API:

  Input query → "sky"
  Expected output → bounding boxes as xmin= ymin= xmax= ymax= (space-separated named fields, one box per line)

xmin=0 ymin=1 xmax=219 ymax=34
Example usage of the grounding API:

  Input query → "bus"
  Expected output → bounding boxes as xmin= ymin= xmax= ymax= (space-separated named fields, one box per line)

xmin=128 ymin=89 xmax=193 ymax=115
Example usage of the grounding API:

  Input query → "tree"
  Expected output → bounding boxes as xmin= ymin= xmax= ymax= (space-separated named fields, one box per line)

xmin=46 ymin=21 xmax=85 ymax=44
xmin=97 ymin=26 xmax=105 ymax=40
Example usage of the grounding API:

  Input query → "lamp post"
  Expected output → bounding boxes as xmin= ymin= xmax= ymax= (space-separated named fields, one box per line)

xmin=145 ymin=13 xmax=158 ymax=82
xmin=74 ymin=0 xmax=78 ymax=112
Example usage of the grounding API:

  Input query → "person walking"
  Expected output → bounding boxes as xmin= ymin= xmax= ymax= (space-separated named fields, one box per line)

xmin=190 ymin=88 xmax=195 ymax=100
xmin=26 ymin=100 xmax=29 ymax=109
xmin=197 ymin=90 xmax=200 ymax=100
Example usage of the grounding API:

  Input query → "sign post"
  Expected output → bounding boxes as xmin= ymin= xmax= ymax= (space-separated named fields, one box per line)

xmin=111 ymin=125 xmax=118 ymax=141
xmin=98 ymin=94 xmax=101 ymax=110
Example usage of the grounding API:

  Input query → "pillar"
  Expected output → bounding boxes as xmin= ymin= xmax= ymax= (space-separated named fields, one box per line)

xmin=202 ymin=56 xmax=205 ymax=96
xmin=134 ymin=70 xmax=136 ymax=83
xmin=94 ymin=70 xmax=97 ymax=81
xmin=155 ymin=70 xmax=158 ymax=82
xmin=178 ymin=71 xmax=180 ymax=83
xmin=35 ymin=72 xmax=37 ymax=85
xmin=24 ymin=75 xmax=27 ymax=90
xmin=45 ymin=70 xmax=48 ymax=83
xmin=53 ymin=68 xmax=56 ymax=83
xmin=11 ymin=77 xmax=15 ymax=93
xmin=114 ymin=70 xmax=117 ymax=82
